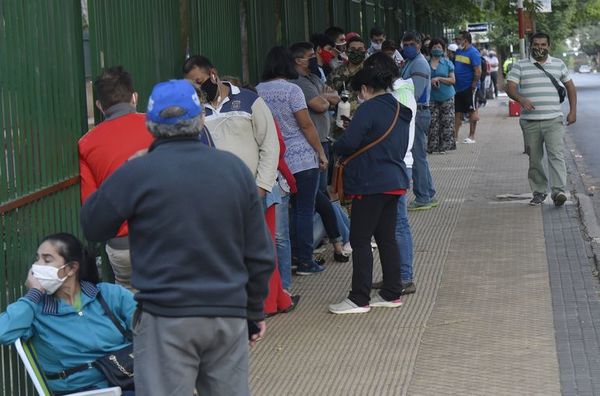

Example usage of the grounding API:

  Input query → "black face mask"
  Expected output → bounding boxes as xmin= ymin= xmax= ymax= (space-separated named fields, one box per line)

xmin=200 ymin=78 xmax=219 ymax=103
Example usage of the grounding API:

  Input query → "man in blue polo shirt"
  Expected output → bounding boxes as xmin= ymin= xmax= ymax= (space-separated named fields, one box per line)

xmin=454 ymin=31 xmax=482 ymax=144
xmin=400 ymin=31 xmax=437 ymax=211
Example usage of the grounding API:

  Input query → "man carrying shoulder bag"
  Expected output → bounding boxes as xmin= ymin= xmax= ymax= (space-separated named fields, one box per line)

xmin=506 ymin=32 xmax=577 ymax=207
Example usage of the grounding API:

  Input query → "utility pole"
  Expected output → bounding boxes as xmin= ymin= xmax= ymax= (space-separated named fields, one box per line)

xmin=517 ymin=0 xmax=526 ymax=59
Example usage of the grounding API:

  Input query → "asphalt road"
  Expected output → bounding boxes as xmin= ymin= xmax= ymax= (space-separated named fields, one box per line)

xmin=568 ymin=72 xmax=600 ymax=192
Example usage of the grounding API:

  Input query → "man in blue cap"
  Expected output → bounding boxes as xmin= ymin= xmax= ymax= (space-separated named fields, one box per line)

xmin=81 ymin=80 xmax=274 ymax=395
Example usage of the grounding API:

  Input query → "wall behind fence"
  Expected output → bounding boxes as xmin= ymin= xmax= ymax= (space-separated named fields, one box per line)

xmin=0 ymin=1 xmax=87 ymax=394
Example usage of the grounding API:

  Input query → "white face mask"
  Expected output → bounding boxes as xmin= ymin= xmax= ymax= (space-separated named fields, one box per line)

xmin=371 ymin=41 xmax=382 ymax=51
xmin=31 ymin=264 xmax=68 ymax=294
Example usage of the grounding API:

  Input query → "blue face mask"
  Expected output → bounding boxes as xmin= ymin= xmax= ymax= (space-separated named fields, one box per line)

xmin=402 ymin=45 xmax=418 ymax=60
xmin=431 ymin=49 xmax=444 ymax=58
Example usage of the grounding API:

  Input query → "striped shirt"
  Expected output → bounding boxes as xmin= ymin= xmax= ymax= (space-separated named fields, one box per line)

xmin=507 ymin=56 xmax=570 ymax=120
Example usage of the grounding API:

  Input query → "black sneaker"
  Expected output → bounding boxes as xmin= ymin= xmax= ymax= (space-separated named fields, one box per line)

xmin=529 ymin=193 xmax=547 ymax=206
xmin=333 ymin=252 xmax=350 ymax=263
xmin=552 ymin=192 xmax=567 ymax=207
xmin=400 ymin=282 xmax=416 ymax=295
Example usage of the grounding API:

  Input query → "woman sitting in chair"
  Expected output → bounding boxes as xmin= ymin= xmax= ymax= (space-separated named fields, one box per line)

xmin=0 ymin=233 xmax=135 ymax=395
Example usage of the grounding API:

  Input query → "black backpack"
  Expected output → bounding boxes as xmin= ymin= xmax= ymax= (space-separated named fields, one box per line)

xmin=480 ymin=55 xmax=488 ymax=81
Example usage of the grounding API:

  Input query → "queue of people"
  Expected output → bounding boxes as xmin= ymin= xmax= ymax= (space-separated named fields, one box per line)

xmin=1 ymin=25 xmax=531 ymax=396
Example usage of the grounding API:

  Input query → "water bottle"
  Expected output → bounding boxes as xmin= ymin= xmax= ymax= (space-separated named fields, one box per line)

xmin=336 ymin=89 xmax=351 ymax=128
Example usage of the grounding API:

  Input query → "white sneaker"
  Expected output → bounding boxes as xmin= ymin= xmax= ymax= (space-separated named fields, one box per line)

xmin=371 ymin=240 xmax=378 ymax=250
xmin=370 ymin=293 xmax=403 ymax=308
xmin=342 ymin=242 xmax=353 ymax=255
xmin=328 ymin=298 xmax=371 ymax=314
xmin=463 ymin=137 xmax=476 ymax=144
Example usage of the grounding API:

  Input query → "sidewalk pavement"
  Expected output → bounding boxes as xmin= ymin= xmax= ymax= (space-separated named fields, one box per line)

xmin=249 ymin=99 xmax=600 ymax=396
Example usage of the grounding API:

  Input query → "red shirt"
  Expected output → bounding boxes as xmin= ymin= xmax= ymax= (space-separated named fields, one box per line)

xmin=349 ymin=190 xmax=407 ymax=200
xmin=78 ymin=113 xmax=154 ymax=237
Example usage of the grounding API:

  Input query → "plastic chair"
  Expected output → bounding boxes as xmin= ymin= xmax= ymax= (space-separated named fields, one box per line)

xmin=14 ymin=339 xmax=122 ymax=396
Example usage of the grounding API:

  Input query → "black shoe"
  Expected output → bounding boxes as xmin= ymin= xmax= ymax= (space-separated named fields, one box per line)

xmin=333 ymin=252 xmax=350 ymax=263
xmin=314 ymin=254 xmax=326 ymax=265
xmin=529 ymin=193 xmax=547 ymax=206
xmin=400 ymin=282 xmax=416 ymax=295
xmin=281 ymin=295 xmax=301 ymax=314
xmin=552 ymin=192 xmax=567 ymax=207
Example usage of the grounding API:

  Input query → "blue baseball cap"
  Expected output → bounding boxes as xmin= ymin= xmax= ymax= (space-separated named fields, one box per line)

xmin=146 ymin=80 xmax=202 ymax=125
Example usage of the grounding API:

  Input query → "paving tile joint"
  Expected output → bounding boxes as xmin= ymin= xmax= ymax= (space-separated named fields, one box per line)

xmin=574 ymin=193 xmax=600 ymax=277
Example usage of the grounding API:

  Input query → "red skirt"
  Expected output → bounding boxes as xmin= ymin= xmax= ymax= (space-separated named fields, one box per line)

xmin=263 ymin=205 xmax=292 ymax=315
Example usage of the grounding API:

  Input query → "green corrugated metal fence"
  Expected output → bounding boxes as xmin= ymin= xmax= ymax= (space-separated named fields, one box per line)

xmin=247 ymin=0 xmax=281 ymax=84
xmin=331 ymin=0 xmax=349 ymax=28
xmin=376 ymin=0 xmax=385 ymax=29
xmin=88 ymin=0 xmax=183 ymax=119
xmin=308 ymin=0 xmax=330 ymax=34
xmin=403 ymin=0 xmax=416 ymax=31
xmin=363 ymin=0 xmax=377 ymax=37
xmin=384 ymin=0 xmax=400 ymax=41
xmin=348 ymin=0 xmax=363 ymax=36
xmin=0 ymin=1 xmax=87 ymax=395
xmin=0 ymin=1 xmax=436 ymax=394
xmin=282 ymin=0 xmax=308 ymax=44
xmin=188 ymin=0 xmax=244 ymax=79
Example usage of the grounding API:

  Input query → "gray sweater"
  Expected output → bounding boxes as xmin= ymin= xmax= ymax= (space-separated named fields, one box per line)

xmin=81 ymin=137 xmax=274 ymax=321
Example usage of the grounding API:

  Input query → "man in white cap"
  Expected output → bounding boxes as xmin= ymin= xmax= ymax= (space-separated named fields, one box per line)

xmin=488 ymin=49 xmax=500 ymax=98
xmin=447 ymin=43 xmax=458 ymax=64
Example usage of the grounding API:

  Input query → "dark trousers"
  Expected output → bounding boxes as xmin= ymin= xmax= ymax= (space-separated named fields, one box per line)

xmin=490 ymin=71 xmax=498 ymax=97
xmin=315 ymin=190 xmax=341 ymax=242
xmin=348 ymin=194 xmax=402 ymax=306
xmin=290 ymin=168 xmax=319 ymax=264
xmin=315 ymin=140 xmax=341 ymax=243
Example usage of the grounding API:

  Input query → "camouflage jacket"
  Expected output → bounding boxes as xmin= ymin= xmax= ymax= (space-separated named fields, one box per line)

xmin=326 ymin=64 xmax=363 ymax=137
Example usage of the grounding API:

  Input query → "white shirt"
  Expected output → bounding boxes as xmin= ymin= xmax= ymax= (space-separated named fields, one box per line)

xmin=391 ymin=78 xmax=416 ymax=169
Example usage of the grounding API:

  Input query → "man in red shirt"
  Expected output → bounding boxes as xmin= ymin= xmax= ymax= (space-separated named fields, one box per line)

xmin=78 ymin=66 xmax=154 ymax=290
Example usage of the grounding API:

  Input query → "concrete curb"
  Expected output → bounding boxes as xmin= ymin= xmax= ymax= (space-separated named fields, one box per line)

xmin=574 ymin=192 xmax=600 ymax=276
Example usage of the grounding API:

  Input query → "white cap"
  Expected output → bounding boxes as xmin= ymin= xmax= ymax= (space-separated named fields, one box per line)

xmin=448 ymin=43 xmax=458 ymax=52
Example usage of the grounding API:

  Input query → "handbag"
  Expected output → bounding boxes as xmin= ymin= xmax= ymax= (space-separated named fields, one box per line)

xmin=533 ymin=62 xmax=566 ymax=103
xmin=332 ymin=101 xmax=401 ymax=199
xmin=93 ymin=293 xmax=135 ymax=390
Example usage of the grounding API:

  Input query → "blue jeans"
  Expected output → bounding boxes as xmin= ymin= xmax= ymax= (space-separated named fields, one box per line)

xmin=396 ymin=169 xmax=413 ymax=283
xmin=275 ymin=187 xmax=292 ymax=290
xmin=312 ymin=201 xmax=350 ymax=248
xmin=290 ymin=168 xmax=319 ymax=264
xmin=412 ymin=109 xmax=436 ymax=204
xmin=332 ymin=201 xmax=350 ymax=244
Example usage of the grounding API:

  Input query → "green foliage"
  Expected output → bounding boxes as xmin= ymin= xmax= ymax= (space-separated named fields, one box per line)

xmin=573 ymin=0 xmax=600 ymax=25
xmin=480 ymin=0 xmax=589 ymax=57
xmin=414 ymin=0 xmax=483 ymax=29
xmin=575 ymin=23 xmax=600 ymax=58
xmin=531 ymin=0 xmax=577 ymax=43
